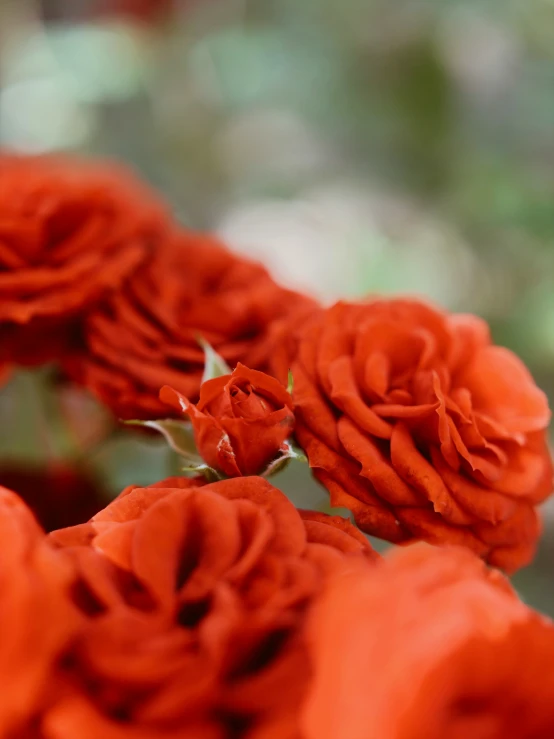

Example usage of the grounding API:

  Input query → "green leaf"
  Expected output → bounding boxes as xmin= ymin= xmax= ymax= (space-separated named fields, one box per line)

xmin=286 ymin=370 xmax=294 ymax=396
xmin=196 ymin=335 xmax=232 ymax=383
xmin=124 ymin=419 xmax=202 ymax=464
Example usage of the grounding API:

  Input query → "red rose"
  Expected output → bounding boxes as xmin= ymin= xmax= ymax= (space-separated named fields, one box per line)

xmin=0 ymin=487 xmax=82 ymax=736
xmin=159 ymin=365 xmax=295 ymax=476
xmin=0 ymin=462 xmax=107 ymax=532
xmin=287 ymin=298 xmax=552 ymax=572
xmin=66 ymin=231 xmax=318 ymax=419
xmin=303 ymin=544 xmax=554 ymax=739
xmin=0 ymin=153 xmax=167 ymax=365
xmin=58 ymin=475 xmax=378 ymax=613
xmin=47 ymin=476 xmax=377 ymax=736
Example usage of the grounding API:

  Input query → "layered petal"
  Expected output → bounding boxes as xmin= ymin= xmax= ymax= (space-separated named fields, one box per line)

xmin=303 ymin=545 xmax=554 ymax=739
xmin=67 ymin=231 xmax=318 ymax=419
xmin=0 ymin=153 xmax=167 ymax=365
xmin=44 ymin=475 xmax=377 ymax=736
xmin=280 ymin=297 xmax=552 ymax=571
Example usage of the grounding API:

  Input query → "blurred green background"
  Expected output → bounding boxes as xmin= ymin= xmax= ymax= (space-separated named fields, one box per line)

xmin=1 ymin=0 xmax=554 ymax=610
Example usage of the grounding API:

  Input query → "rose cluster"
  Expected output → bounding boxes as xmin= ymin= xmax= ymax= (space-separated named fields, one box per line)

xmin=0 ymin=151 xmax=553 ymax=738
xmin=2 ymin=476 xmax=378 ymax=737
xmin=0 ymin=153 xmax=315 ymax=410
xmin=3 ymin=479 xmax=554 ymax=738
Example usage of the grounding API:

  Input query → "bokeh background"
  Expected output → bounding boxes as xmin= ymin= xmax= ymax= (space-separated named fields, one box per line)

xmin=1 ymin=0 xmax=554 ymax=610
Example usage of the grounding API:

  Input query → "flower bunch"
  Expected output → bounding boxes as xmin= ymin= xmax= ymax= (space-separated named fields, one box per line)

xmin=0 ymin=151 xmax=553 ymax=738
xmin=2 ymin=477 xmax=377 ymax=736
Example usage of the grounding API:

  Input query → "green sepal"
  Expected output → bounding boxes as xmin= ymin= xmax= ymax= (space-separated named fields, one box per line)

xmin=180 ymin=463 xmax=224 ymax=483
xmin=286 ymin=370 xmax=294 ymax=396
xmin=124 ymin=418 xmax=202 ymax=464
xmin=261 ymin=439 xmax=307 ymax=478
xmin=196 ymin=335 xmax=232 ymax=383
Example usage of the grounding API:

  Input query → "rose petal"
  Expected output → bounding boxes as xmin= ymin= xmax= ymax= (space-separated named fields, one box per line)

xmin=473 ymin=504 xmax=540 ymax=548
xmin=395 ymin=508 xmax=488 ymax=556
xmin=460 ymin=346 xmax=551 ymax=434
xmin=220 ymin=408 xmax=294 ymax=475
xmin=447 ymin=313 xmax=491 ymax=373
xmin=160 ymin=385 xmax=241 ymax=476
xmin=230 ymin=363 xmax=293 ymax=410
xmin=292 ymin=361 xmax=342 ymax=452
xmin=337 ymin=417 xmax=423 ymax=506
xmin=202 ymin=477 xmax=308 ymax=556
xmin=430 ymin=448 xmax=516 ymax=524
xmin=328 ymin=356 xmax=392 ymax=439
xmin=299 ymin=510 xmax=378 ymax=559
xmin=487 ymin=538 xmax=538 ymax=573
xmin=391 ymin=424 xmax=474 ymax=526
xmin=315 ymin=302 xmax=355 ymax=397
xmin=486 ymin=444 xmax=552 ymax=502
xmin=317 ymin=470 xmax=408 ymax=543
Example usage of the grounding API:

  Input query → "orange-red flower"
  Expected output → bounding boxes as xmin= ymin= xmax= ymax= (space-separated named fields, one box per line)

xmin=286 ymin=298 xmax=552 ymax=572
xmin=67 ymin=232 xmax=317 ymax=420
xmin=46 ymin=475 xmax=377 ymax=737
xmin=303 ymin=544 xmax=554 ymax=739
xmin=0 ymin=153 xmax=167 ymax=365
xmin=0 ymin=486 xmax=83 ymax=736
xmin=160 ymin=365 xmax=295 ymax=476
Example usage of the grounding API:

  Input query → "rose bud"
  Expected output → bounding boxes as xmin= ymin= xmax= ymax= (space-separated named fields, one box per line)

xmin=160 ymin=364 xmax=295 ymax=477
